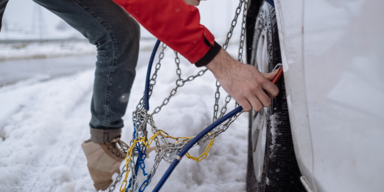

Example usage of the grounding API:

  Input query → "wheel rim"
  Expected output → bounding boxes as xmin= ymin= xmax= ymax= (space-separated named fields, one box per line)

xmin=253 ymin=108 xmax=267 ymax=181
xmin=252 ymin=29 xmax=269 ymax=182
xmin=256 ymin=30 xmax=269 ymax=73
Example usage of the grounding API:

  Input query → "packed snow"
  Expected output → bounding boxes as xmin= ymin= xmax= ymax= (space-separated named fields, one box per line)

xmin=0 ymin=40 xmax=249 ymax=192
xmin=0 ymin=39 xmax=158 ymax=61
xmin=0 ymin=41 xmax=96 ymax=61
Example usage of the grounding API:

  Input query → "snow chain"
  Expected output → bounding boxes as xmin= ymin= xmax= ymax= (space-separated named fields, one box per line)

xmin=107 ymin=0 xmax=249 ymax=191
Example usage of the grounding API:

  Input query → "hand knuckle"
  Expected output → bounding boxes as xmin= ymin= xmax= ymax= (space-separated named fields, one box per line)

xmin=272 ymin=89 xmax=279 ymax=97
xmin=242 ymin=91 xmax=251 ymax=97
xmin=266 ymin=100 xmax=271 ymax=107
xmin=255 ymin=106 xmax=263 ymax=111
xmin=258 ymin=77 xmax=266 ymax=84
xmin=252 ymin=83 xmax=260 ymax=90
xmin=244 ymin=106 xmax=252 ymax=112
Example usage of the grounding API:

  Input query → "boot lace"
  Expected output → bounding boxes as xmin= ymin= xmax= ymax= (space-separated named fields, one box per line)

xmin=107 ymin=138 xmax=129 ymax=159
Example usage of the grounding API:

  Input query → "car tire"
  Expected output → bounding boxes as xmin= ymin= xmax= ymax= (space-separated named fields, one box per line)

xmin=246 ymin=2 xmax=305 ymax=192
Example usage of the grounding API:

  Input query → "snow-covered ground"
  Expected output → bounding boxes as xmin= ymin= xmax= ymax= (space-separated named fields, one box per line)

xmin=0 ymin=41 xmax=96 ymax=61
xmin=0 ymin=39 xmax=157 ymax=61
xmin=0 ymin=41 xmax=248 ymax=192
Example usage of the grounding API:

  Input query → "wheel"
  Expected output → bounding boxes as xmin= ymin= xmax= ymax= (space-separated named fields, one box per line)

xmin=246 ymin=2 xmax=305 ymax=192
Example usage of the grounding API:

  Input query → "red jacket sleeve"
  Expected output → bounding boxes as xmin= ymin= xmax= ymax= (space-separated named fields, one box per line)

xmin=112 ymin=0 xmax=215 ymax=64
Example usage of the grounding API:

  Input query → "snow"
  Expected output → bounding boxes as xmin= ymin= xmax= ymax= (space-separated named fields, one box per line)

xmin=0 ymin=41 xmax=96 ymax=61
xmin=0 ymin=41 xmax=249 ymax=192
xmin=0 ymin=39 xmax=158 ymax=61
xmin=268 ymin=113 xmax=280 ymax=158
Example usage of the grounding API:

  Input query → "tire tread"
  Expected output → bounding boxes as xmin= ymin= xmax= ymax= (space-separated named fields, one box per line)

xmin=247 ymin=2 xmax=305 ymax=192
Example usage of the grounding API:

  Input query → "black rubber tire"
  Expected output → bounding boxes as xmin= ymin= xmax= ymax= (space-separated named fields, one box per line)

xmin=246 ymin=2 xmax=305 ymax=192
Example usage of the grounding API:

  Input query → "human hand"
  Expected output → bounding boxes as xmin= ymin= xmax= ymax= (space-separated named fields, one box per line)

xmin=184 ymin=0 xmax=201 ymax=6
xmin=206 ymin=49 xmax=279 ymax=112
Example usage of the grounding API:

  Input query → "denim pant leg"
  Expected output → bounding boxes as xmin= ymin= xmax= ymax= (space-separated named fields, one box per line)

xmin=33 ymin=0 xmax=140 ymax=143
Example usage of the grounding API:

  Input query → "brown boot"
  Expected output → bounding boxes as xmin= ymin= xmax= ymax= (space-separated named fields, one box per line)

xmin=81 ymin=138 xmax=128 ymax=191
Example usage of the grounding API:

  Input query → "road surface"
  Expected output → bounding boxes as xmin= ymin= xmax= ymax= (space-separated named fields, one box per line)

xmin=0 ymin=50 xmax=152 ymax=87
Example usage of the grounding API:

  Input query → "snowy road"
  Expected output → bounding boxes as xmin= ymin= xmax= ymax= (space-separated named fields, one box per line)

xmin=0 ymin=55 xmax=95 ymax=87
xmin=0 ymin=42 xmax=248 ymax=192
xmin=0 ymin=47 xmax=153 ymax=87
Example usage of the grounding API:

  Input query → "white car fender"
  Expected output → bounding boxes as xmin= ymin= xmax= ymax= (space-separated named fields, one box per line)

xmin=274 ymin=0 xmax=317 ymax=191
xmin=276 ymin=0 xmax=384 ymax=191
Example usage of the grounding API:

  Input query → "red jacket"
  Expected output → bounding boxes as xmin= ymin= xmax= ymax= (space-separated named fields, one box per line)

xmin=112 ymin=0 xmax=219 ymax=66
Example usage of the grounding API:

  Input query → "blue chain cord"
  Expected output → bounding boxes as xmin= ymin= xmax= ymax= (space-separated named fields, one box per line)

xmin=138 ymin=173 xmax=152 ymax=192
xmin=126 ymin=124 xmax=149 ymax=191
xmin=145 ymin=40 xmax=161 ymax=110
xmin=265 ymin=0 xmax=275 ymax=7
xmin=152 ymin=106 xmax=243 ymax=192
xmin=127 ymin=37 xmax=243 ymax=192
xmin=126 ymin=40 xmax=161 ymax=192
xmin=137 ymin=144 xmax=148 ymax=176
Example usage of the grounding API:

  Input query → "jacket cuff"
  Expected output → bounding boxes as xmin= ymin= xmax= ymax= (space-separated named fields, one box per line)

xmin=195 ymin=41 xmax=221 ymax=67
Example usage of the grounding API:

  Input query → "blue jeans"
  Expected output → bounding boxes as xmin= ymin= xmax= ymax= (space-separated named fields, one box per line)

xmin=0 ymin=0 xmax=140 ymax=143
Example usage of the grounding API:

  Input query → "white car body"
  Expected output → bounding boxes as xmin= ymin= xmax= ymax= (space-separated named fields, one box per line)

xmin=274 ymin=0 xmax=384 ymax=191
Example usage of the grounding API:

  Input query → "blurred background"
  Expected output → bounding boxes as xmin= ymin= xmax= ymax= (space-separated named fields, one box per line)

xmin=1 ymin=0 xmax=241 ymax=40
xmin=0 ymin=0 xmax=243 ymax=87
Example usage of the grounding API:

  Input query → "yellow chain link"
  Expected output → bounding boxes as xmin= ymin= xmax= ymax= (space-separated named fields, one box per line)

xmin=158 ymin=130 xmax=193 ymax=142
xmin=120 ymin=131 xmax=161 ymax=192
xmin=119 ymin=130 xmax=216 ymax=191
xmin=185 ymin=133 xmax=215 ymax=162
xmin=158 ymin=131 xmax=216 ymax=162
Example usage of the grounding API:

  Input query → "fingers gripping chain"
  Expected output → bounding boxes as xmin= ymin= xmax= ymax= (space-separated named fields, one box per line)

xmin=109 ymin=1 xmax=250 ymax=191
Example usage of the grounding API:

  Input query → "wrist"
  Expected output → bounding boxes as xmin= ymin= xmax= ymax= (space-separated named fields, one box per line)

xmin=195 ymin=41 xmax=222 ymax=67
xmin=206 ymin=49 xmax=240 ymax=79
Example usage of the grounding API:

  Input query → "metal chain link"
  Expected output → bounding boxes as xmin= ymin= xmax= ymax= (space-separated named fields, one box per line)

xmin=197 ymin=110 xmax=244 ymax=146
xmin=114 ymin=1 xmax=249 ymax=191
xmin=234 ymin=0 xmax=248 ymax=109
xmin=222 ymin=0 xmax=244 ymax=50
xmin=151 ymin=69 xmax=207 ymax=115
xmin=132 ymin=43 xmax=167 ymax=140
xmin=238 ymin=0 xmax=248 ymax=63
xmin=108 ymin=165 xmax=127 ymax=192
xmin=148 ymin=43 xmax=167 ymax=98
xmin=175 ymin=51 xmax=182 ymax=80
xmin=213 ymin=0 xmax=249 ymax=122
xmin=212 ymin=81 xmax=220 ymax=122
xmin=115 ymin=42 xmax=167 ymax=192
xmin=213 ymin=0 xmax=246 ymax=122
